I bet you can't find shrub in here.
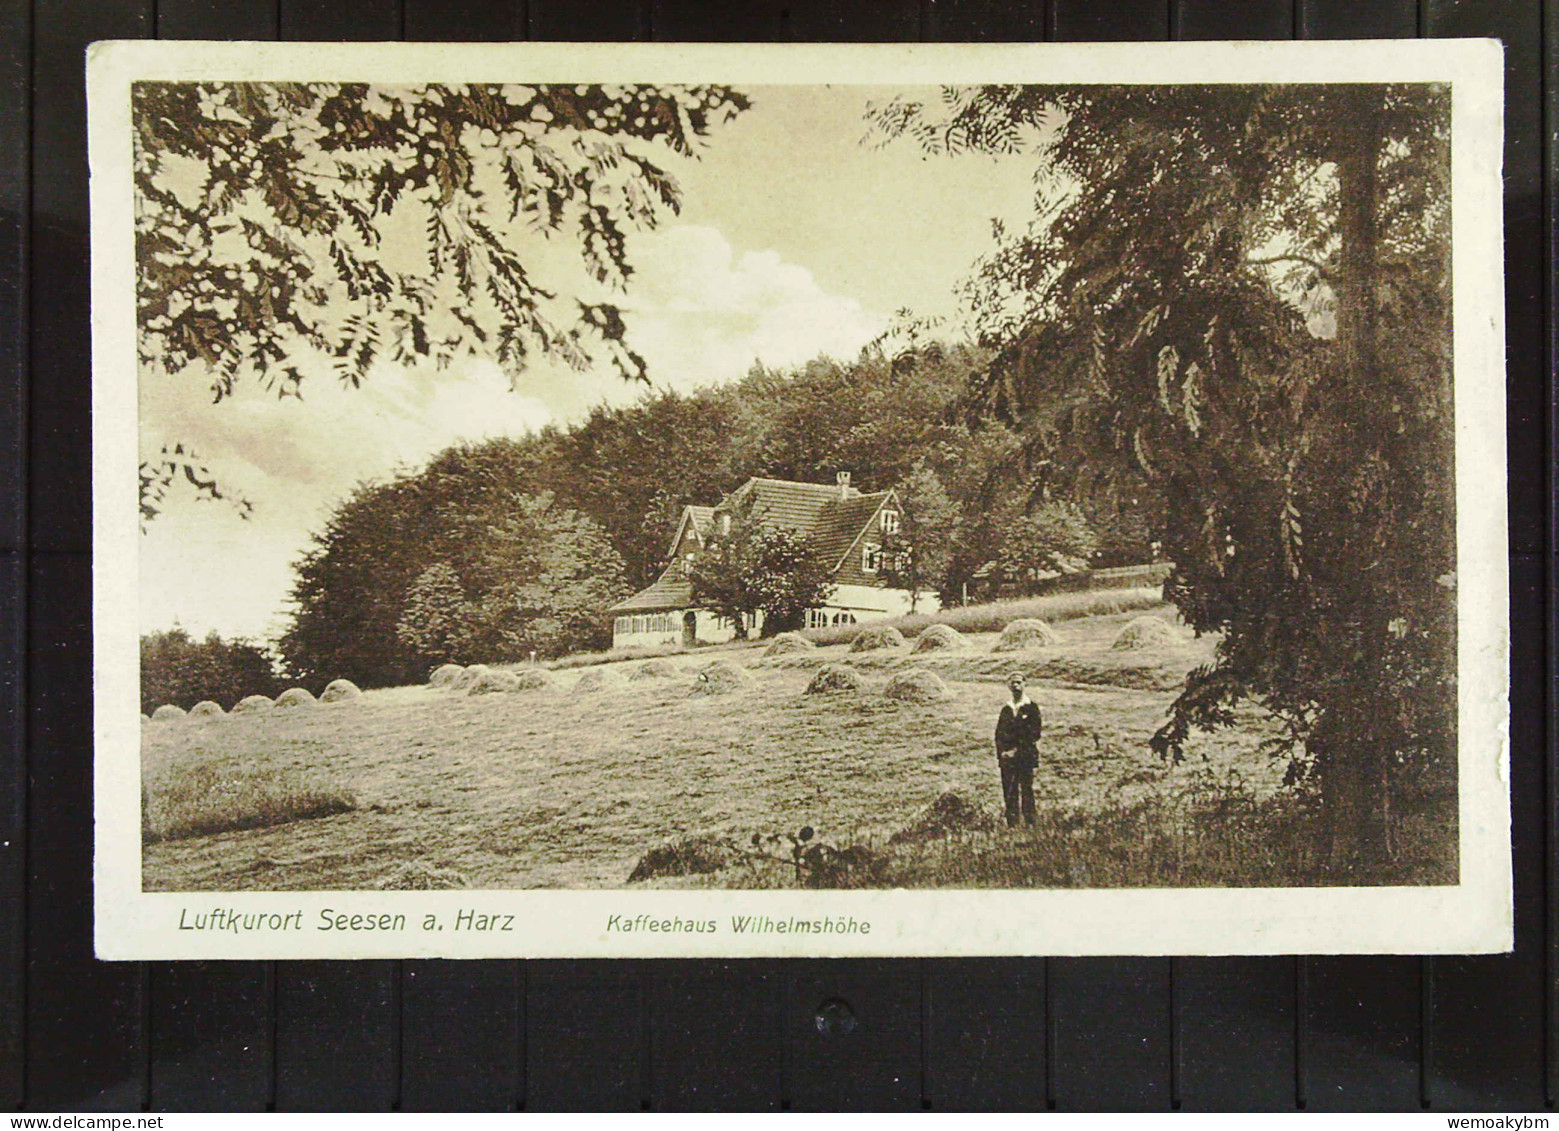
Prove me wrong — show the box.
[805,664,865,695]
[379,861,469,890]
[573,666,629,694]
[450,663,489,690]
[274,687,317,709]
[764,632,815,657]
[629,658,681,680]
[912,624,970,653]
[429,663,466,689]
[689,659,753,697]
[849,625,906,652]
[889,791,997,845]
[321,679,361,703]
[628,834,740,882]
[141,762,358,843]
[992,618,1059,651]
[807,587,1166,646]
[140,626,284,715]
[1112,616,1178,650]
[468,669,520,695]
[883,669,951,703]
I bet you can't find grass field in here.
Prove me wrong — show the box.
[140,602,1455,891]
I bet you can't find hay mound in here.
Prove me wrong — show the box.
[689,658,753,697]
[1112,616,1178,651]
[467,669,520,695]
[429,663,466,689]
[274,687,317,709]
[450,664,489,691]
[188,700,225,718]
[628,658,680,680]
[320,679,361,703]
[380,861,469,890]
[883,669,951,703]
[231,694,273,714]
[573,666,629,694]
[628,835,739,882]
[912,624,970,653]
[805,664,865,695]
[889,791,998,845]
[513,669,559,691]
[764,632,815,657]
[849,624,905,652]
[151,704,187,722]
[993,618,1060,652]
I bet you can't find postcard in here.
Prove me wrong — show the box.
[90,39,1509,958]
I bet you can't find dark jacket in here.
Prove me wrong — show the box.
[995,699,1043,766]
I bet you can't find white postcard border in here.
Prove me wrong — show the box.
[90,39,1511,959]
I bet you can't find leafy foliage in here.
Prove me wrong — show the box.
[879,463,960,612]
[133,81,749,399]
[873,84,1455,857]
[141,627,283,713]
[688,494,836,637]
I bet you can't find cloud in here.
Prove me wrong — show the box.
[137,223,886,640]
[622,224,890,391]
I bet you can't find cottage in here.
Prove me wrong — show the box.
[608,473,938,649]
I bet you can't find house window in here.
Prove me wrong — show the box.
[806,609,828,629]
[832,612,857,626]
[862,544,882,573]
[881,509,900,535]
[720,513,731,535]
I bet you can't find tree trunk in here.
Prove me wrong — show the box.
[1319,88,1392,866]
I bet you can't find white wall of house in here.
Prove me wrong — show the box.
[803,585,939,629]
[611,608,765,649]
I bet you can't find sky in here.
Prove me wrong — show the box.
[138,85,1045,642]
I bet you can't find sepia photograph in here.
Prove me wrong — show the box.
[90,41,1510,957]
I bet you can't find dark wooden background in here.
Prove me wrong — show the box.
[1,0,1551,1111]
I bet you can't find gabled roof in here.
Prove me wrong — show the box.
[608,569,692,613]
[611,477,901,616]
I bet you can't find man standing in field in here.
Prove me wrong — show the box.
[995,672,1042,827]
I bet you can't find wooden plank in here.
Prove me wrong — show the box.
[529,0,644,40]
[785,960,922,1111]
[650,0,918,43]
[280,0,401,40]
[26,554,145,1109]
[274,962,398,1111]
[1300,956,1422,1110]
[525,961,644,1110]
[1175,957,1297,1111]
[0,0,27,556]
[923,958,1046,1111]
[404,0,523,41]
[30,0,148,553]
[1297,0,1414,38]
[924,0,1046,40]
[647,960,782,1110]
[0,553,22,1111]
[1052,0,1168,41]
[157,0,277,38]
[148,963,273,1111]
[1049,958,1172,1111]
[401,960,522,1111]
[1175,0,1291,39]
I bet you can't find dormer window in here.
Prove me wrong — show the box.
[720,513,731,536]
[881,509,900,535]
[862,544,882,573]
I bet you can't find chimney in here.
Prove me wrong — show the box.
[836,471,852,499]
